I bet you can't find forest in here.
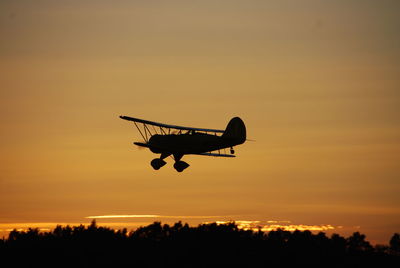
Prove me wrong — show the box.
[1,220,399,267]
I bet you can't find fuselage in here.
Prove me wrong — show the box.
[148,132,240,155]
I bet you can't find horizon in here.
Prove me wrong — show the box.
[1,0,399,246]
[0,214,393,245]
[0,217,370,243]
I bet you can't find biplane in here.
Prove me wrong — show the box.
[120,116,246,172]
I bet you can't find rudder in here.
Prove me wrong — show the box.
[222,117,246,145]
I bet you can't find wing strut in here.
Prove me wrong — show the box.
[120,115,224,134]
[134,122,147,142]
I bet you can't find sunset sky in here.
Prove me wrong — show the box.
[1,0,399,244]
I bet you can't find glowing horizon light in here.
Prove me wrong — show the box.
[85,215,228,219]
[209,221,335,232]
[86,215,160,219]
[260,224,335,232]
[83,216,336,233]
[235,220,261,224]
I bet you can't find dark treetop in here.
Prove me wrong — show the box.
[1,221,399,268]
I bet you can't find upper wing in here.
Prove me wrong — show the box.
[120,115,225,133]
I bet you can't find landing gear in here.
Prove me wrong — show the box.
[150,153,170,170]
[151,158,166,170]
[173,161,190,172]
[173,154,189,172]
[150,153,190,172]
[230,147,235,154]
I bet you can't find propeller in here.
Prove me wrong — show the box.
[133,142,148,150]
[135,144,146,150]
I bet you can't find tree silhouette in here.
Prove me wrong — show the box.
[347,232,373,253]
[390,233,400,256]
[0,221,399,267]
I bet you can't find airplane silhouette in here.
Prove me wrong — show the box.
[120,116,246,172]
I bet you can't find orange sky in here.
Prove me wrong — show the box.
[0,0,399,244]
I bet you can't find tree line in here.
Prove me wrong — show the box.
[0,220,399,267]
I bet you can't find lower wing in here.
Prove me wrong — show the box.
[194,152,235,158]
[134,142,235,157]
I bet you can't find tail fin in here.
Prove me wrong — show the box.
[222,117,246,145]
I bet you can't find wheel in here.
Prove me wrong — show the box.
[173,161,190,172]
[151,158,166,170]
